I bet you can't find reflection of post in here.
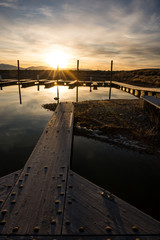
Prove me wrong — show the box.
[57,85,59,104]
[76,60,79,102]
[109,60,113,100]
[37,74,40,91]
[57,65,59,103]
[0,86,3,90]
[17,60,22,104]
[90,76,92,92]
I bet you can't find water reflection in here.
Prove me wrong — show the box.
[0,84,136,177]
[72,135,160,221]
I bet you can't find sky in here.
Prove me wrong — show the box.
[0,0,160,70]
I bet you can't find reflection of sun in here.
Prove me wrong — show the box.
[45,50,69,68]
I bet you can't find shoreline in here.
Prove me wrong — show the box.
[42,99,160,156]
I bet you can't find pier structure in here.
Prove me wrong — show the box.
[111,81,160,98]
[0,102,160,239]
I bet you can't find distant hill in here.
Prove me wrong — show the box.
[26,66,53,70]
[0,64,25,70]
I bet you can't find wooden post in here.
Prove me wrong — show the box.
[77,60,79,71]
[17,60,22,104]
[37,74,40,91]
[76,60,79,102]
[109,60,113,100]
[90,76,92,92]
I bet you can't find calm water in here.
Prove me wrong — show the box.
[0,85,135,177]
[1,84,159,220]
[72,135,160,221]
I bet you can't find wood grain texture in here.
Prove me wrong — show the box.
[0,170,21,210]
[111,81,160,93]
[142,96,160,109]
[0,102,74,236]
[62,170,160,236]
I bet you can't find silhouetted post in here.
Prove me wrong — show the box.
[76,60,79,102]
[17,60,22,104]
[90,76,92,92]
[56,65,59,103]
[109,60,113,100]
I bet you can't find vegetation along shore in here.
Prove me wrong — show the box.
[43,99,160,156]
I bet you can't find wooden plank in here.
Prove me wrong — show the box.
[0,102,74,236]
[0,170,21,210]
[112,81,160,93]
[0,237,159,240]
[21,80,36,88]
[62,170,160,236]
[142,96,160,110]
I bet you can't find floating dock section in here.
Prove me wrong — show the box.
[0,102,160,239]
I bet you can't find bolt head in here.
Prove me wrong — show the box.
[34,226,40,232]
[132,225,138,232]
[105,226,112,232]
[79,226,84,232]
[0,220,6,225]
[57,210,62,214]
[51,219,56,224]
[13,226,19,232]
[1,209,8,214]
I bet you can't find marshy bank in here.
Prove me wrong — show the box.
[43,99,160,154]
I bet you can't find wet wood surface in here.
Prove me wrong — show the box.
[0,102,74,235]
[0,102,160,238]
[142,96,160,109]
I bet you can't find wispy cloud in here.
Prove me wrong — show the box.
[0,0,160,69]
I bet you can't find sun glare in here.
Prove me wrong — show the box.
[45,50,69,68]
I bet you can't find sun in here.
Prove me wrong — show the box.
[45,50,69,68]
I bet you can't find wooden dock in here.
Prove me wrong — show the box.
[0,102,160,239]
[112,81,160,98]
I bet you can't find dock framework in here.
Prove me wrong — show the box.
[0,102,160,239]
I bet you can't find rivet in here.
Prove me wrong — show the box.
[69,185,72,188]
[62,179,65,182]
[8,185,12,188]
[19,184,23,188]
[59,173,63,176]
[0,220,6,225]
[79,226,84,232]
[57,185,62,188]
[0,199,3,203]
[19,179,23,182]
[57,210,62,214]
[11,200,16,204]
[1,209,8,214]
[51,219,56,224]
[60,192,64,196]
[28,165,31,168]
[55,200,60,204]
[66,220,70,225]
[15,173,19,176]
[44,166,48,169]
[101,191,104,196]
[34,226,40,232]
[11,192,16,196]
[61,166,65,169]
[68,200,72,204]
[25,173,29,176]
[13,226,19,232]
[57,130,59,133]
[105,226,112,232]
[132,225,138,232]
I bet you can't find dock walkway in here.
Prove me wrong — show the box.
[0,102,160,239]
[112,81,160,97]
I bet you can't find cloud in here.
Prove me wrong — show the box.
[0,0,160,69]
